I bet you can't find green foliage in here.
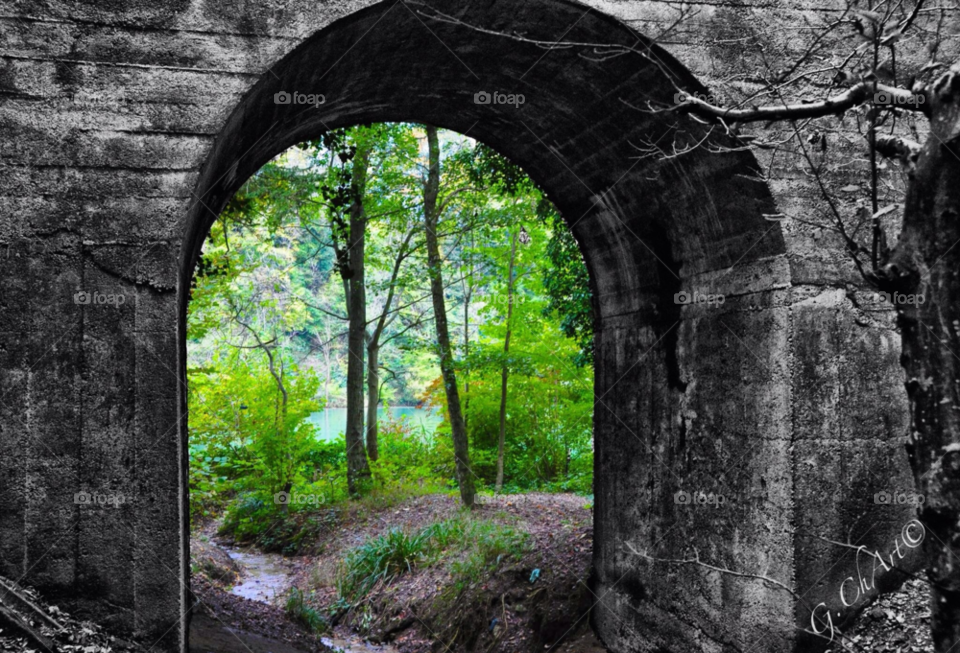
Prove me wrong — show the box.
[540,201,595,367]
[285,586,328,633]
[337,528,433,601]
[457,142,533,196]
[217,490,338,554]
[188,351,323,510]
[188,123,596,545]
[420,208,595,493]
[445,520,529,594]
[213,421,452,552]
[367,413,452,495]
[335,515,530,604]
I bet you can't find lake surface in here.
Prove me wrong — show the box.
[307,406,441,441]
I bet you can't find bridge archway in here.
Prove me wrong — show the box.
[0,1,922,651]
[183,2,789,650]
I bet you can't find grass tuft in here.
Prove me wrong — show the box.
[334,515,530,604]
[284,586,327,633]
[336,528,432,600]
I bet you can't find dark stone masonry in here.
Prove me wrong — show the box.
[0,0,924,651]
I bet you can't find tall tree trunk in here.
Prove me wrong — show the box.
[462,230,475,430]
[884,78,960,653]
[463,279,472,430]
[343,142,372,497]
[366,339,380,461]
[495,231,518,494]
[423,124,475,508]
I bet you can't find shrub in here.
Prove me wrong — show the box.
[218,490,338,554]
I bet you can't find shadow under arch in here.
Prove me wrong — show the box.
[180,1,792,651]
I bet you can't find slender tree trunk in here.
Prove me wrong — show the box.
[343,142,372,497]
[362,230,413,463]
[366,340,380,461]
[463,281,471,430]
[496,231,518,494]
[322,339,331,408]
[462,230,475,430]
[236,320,292,494]
[423,124,475,508]
[883,81,960,653]
[320,329,332,441]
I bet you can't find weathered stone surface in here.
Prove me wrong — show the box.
[0,1,924,652]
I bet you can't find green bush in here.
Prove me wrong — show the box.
[335,515,530,604]
[368,412,453,494]
[215,418,458,551]
[218,490,338,554]
[188,351,324,522]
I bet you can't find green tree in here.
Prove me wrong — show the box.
[422,124,476,507]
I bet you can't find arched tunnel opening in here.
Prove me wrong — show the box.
[177,3,796,650]
[184,120,601,651]
[0,1,928,652]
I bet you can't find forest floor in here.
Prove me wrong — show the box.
[290,492,603,653]
[191,492,603,653]
[187,492,932,653]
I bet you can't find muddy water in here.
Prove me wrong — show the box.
[225,546,399,653]
[320,636,398,652]
[226,547,292,604]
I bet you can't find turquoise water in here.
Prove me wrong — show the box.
[307,406,441,441]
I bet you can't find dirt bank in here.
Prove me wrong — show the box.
[283,492,601,653]
[189,492,932,653]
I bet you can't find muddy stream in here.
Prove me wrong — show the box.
[225,546,398,653]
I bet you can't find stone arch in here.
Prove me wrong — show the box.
[180,0,787,311]
[180,1,796,650]
[0,1,922,652]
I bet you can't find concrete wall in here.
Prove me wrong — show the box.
[0,0,924,651]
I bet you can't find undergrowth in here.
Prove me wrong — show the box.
[334,514,530,605]
[285,586,327,633]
